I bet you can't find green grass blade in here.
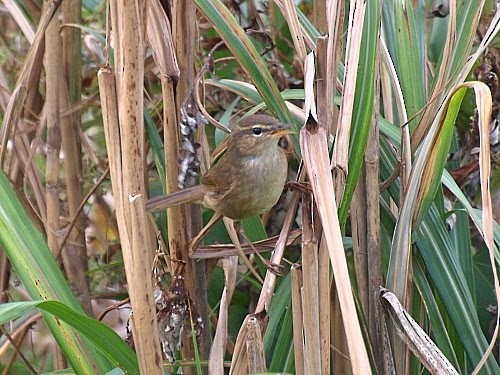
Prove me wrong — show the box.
[417,205,499,373]
[145,109,165,192]
[387,87,466,299]
[414,87,467,226]
[0,301,139,373]
[0,171,114,373]
[338,0,380,226]
[263,273,293,372]
[386,0,426,125]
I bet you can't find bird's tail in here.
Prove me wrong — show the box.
[145,185,206,212]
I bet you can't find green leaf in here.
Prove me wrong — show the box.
[414,87,467,226]
[0,301,40,324]
[145,109,165,192]
[38,301,139,374]
[0,301,139,374]
[338,0,380,226]
[0,171,114,373]
[264,273,294,372]
[417,206,499,373]
[241,216,267,242]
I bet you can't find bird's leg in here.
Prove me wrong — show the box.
[188,213,223,256]
[285,180,311,194]
[223,217,264,284]
[239,228,283,276]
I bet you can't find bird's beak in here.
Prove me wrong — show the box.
[272,123,294,137]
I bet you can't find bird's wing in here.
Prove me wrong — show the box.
[201,155,235,195]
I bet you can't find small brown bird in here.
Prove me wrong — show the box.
[145,114,290,220]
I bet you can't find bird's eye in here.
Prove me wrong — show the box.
[252,126,263,136]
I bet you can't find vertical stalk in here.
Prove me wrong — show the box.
[44,5,61,260]
[291,264,304,375]
[351,174,369,313]
[44,5,64,370]
[366,64,383,374]
[301,194,320,374]
[313,0,327,33]
[60,0,91,314]
[105,1,163,373]
[315,36,332,375]
[170,0,211,366]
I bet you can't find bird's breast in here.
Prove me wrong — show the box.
[213,149,287,220]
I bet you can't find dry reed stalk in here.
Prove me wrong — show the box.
[291,264,304,375]
[245,315,266,374]
[301,193,321,374]
[108,0,120,90]
[381,289,460,374]
[160,54,206,374]
[326,0,345,136]
[315,36,332,375]
[281,0,307,66]
[317,0,344,137]
[315,35,332,136]
[192,229,301,258]
[208,256,237,374]
[313,0,327,33]
[61,0,81,102]
[147,0,179,79]
[365,64,384,373]
[2,0,35,42]
[58,0,91,313]
[229,312,268,375]
[272,0,315,49]
[317,236,331,373]
[103,0,163,371]
[465,81,499,374]
[331,287,352,374]
[59,82,91,314]
[114,0,147,208]
[351,126,384,373]
[44,7,61,259]
[44,8,66,370]
[301,101,371,375]
[169,0,211,364]
[304,124,370,372]
[97,68,122,219]
[99,65,163,374]
[129,195,163,373]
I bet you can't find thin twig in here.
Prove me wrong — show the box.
[0,326,38,374]
[56,167,110,257]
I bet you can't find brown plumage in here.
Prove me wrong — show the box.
[145,114,290,220]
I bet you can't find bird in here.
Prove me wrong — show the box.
[145,114,291,220]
